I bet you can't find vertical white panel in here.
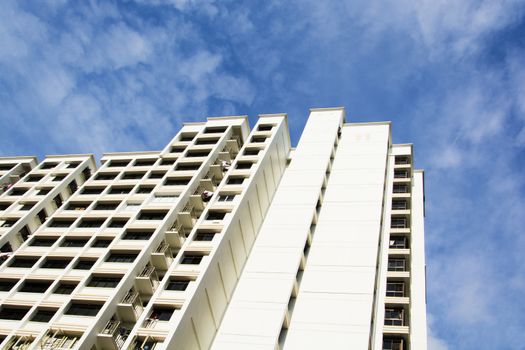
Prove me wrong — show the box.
[211,109,344,350]
[284,123,390,350]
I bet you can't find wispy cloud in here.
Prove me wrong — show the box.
[1,1,525,348]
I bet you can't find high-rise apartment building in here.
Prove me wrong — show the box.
[0,108,426,350]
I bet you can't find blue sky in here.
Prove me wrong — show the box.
[1,1,525,349]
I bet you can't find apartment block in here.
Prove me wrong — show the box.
[0,108,426,350]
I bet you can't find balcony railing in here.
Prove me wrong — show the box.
[101,320,128,348]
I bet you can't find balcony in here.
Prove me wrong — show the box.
[98,320,130,350]
[128,337,162,350]
[165,221,187,248]
[178,203,198,227]
[135,265,159,295]
[39,331,79,350]
[226,138,240,157]
[117,289,144,322]
[2,336,34,350]
[151,241,173,270]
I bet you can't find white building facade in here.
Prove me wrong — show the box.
[0,108,426,350]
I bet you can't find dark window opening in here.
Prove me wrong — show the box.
[65,303,102,316]
[0,306,30,320]
[108,160,130,167]
[138,211,167,221]
[106,253,138,263]
[175,163,201,171]
[109,186,134,194]
[61,238,89,248]
[31,309,57,322]
[166,279,190,291]
[123,231,152,240]
[92,238,113,248]
[136,186,154,194]
[206,211,226,221]
[203,126,227,134]
[54,282,78,295]
[41,162,58,170]
[74,259,96,270]
[96,173,118,181]
[30,238,57,247]
[134,159,156,166]
[181,254,204,264]
[48,219,75,228]
[122,172,145,180]
[164,178,191,186]
[108,218,128,228]
[87,276,122,288]
[20,280,52,293]
[9,257,38,268]
[94,202,120,210]
[42,258,71,269]
[78,218,106,228]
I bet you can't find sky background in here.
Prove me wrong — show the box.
[1,1,525,349]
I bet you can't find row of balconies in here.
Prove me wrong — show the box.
[382,155,413,349]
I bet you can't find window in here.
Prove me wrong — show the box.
[203,126,227,134]
[136,186,154,194]
[82,168,92,180]
[194,232,216,241]
[92,238,113,247]
[37,209,47,223]
[81,187,104,195]
[53,195,63,208]
[78,218,106,228]
[149,307,175,321]
[122,172,145,180]
[243,149,260,156]
[42,258,71,269]
[68,180,78,193]
[41,162,58,170]
[250,136,267,143]
[206,211,226,221]
[236,162,253,170]
[195,138,219,145]
[170,145,186,153]
[386,281,405,297]
[176,163,201,171]
[123,230,152,240]
[166,278,190,291]
[0,164,14,170]
[48,218,75,228]
[160,158,176,165]
[387,258,406,272]
[148,171,166,179]
[0,306,30,320]
[94,202,120,210]
[30,238,57,247]
[395,156,410,165]
[26,175,43,182]
[19,226,30,241]
[164,178,191,186]
[53,282,78,294]
[218,194,235,202]
[391,217,407,229]
[30,309,57,322]
[106,253,138,263]
[96,173,118,180]
[227,177,245,185]
[74,259,96,270]
[1,219,18,227]
[384,308,405,326]
[0,279,17,292]
[138,211,167,220]
[389,236,408,249]
[65,302,102,316]
[186,150,210,157]
[66,202,88,211]
[393,184,409,193]
[383,338,404,350]
[394,170,409,179]
[108,160,130,167]
[87,276,122,288]
[37,188,52,195]
[20,280,52,293]
[181,254,204,264]
[66,162,81,169]
[179,133,196,142]
[391,200,407,210]
[258,124,274,131]
[108,218,128,228]
[61,238,88,248]
[19,203,35,210]
[109,186,134,194]
[9,187,28,196]
[134,159,156,166]
[0,202,12,211]
[9,257,38,268]
[53,174,66,181]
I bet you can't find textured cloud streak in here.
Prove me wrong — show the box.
[1,1,525,349]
